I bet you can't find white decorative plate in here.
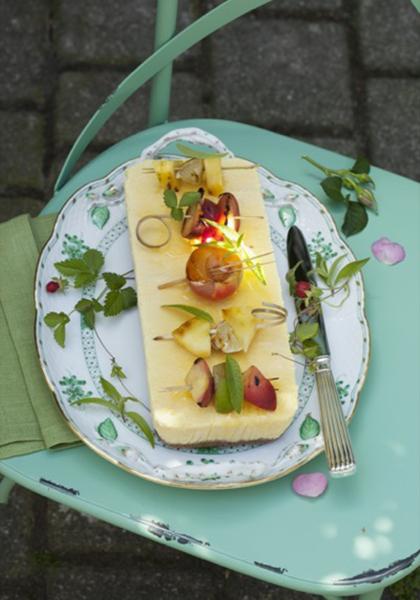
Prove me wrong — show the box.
[35,128,369,489]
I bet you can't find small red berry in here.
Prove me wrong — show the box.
[46,280,60,293]
[295,280,311,298]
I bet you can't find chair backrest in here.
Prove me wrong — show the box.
[55,0,272,193]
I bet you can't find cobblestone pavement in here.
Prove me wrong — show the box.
[0,1,419,598]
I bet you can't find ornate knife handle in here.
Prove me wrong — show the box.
[313,356,356,477]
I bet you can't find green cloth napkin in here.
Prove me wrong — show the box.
[0,213,79,459]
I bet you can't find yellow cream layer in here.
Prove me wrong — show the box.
[124,158,298,445]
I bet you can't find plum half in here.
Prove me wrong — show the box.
[243,366,277,411]
[185,358,214,407]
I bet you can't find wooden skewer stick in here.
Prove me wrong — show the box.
[160,376,279,393]
[184,214,264,221]
[158,276,187,290]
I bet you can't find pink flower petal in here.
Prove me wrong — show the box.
[292,472,328,498]
[371,237,406,265]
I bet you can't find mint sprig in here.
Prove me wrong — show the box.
[176,142,227,160]
[163,189,201,221]
[302,155,377,236]
[74,377,154,447]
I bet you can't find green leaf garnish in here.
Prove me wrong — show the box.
[111,362,126,379]
[163,189,177,209]
[125,411,155,447]
[179,191,202,207]
[335,258,369,283]
[162,304,214,323]
[342,202,368,237]
[100,377,122,404]
[103,272,126,290]
[203,219,267,285]
[170,207,184,221]
[225,356,244,414]
[103,287,137,317]
[176,143,227,160]
[55,248,104,288]
[73,397,117,411]
[44,312,70,348]
[296,322,319,342]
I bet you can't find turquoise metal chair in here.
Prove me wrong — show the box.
[1,1,419,598]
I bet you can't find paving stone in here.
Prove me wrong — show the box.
[359,0,420,73]
[54,71,149,149]
[0,0,50,107]
[0,590,33,600]
[224,570,317,600]
[45,150,101,201]
[0,112,45,192]
[0,197,45,223]
[0,485,34,580]
[366,78,420,181]
[211,18,353,131]
[47,502,203,568]
[55,0,155,67]
[170,72,208,120]
[47,565,220,600]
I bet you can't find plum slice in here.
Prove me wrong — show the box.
[243,366,277,411]
[185,358,214,407]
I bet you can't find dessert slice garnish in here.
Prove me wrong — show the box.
[221,307,257,353]
[165,358,277,413]
[186,246,243,301]
[185,358,214,407]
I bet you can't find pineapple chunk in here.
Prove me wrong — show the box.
[204,157,224,196]
[222,307,257,352]
[172,318,211,358]
[154,159,177,189]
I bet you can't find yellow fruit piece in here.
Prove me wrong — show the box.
[154,159,177,189]
[222,306,257,352]
[204,157,224,196]
[172,318,211,358]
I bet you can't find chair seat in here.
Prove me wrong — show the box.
[1,119,419,597]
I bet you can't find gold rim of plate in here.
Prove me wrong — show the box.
[33,155,371,490]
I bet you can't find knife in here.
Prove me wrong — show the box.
[287,225,356,477]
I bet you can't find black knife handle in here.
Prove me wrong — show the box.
[286,225,314,283]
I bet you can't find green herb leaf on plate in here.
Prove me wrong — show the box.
[162,304,214,323]
[83,249,104,274]
[110,362,126,379]
[100,377,122,404]
[170,207,184,221]
[342,202,368,236]
[125,411,155,447]
[103,272,126,290]
[53,323,67,347]
[44,311,69,328]
[335,258,370,283]
[120,287,137,309]
[72,397,117,411]
[296,322,319,342]
[225,355,244,414]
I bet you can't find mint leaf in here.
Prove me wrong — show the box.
[321,176,346,202]
[54,322,67,347]
[73,271,98,288]
[75,299,92,313]
[44,312,69,328]
[351,156,370,174]
[342,202,368,236]
[162,304,214,323]
[125,411,155,447]
[176,142,227,160]
[75,298,96,329]
[225,356,244,414]
[296,322,319,342]
[73,397,118,412]
[171,207,184,221]
[92,299,103,312]
[121,287,137,309]
[54,258,87,277]
[83,249,104,274]
[163,189,177,209]
[336,258,369,283]
[100,377,122,404]
[179,191,202,207]
[103,272,126,290]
